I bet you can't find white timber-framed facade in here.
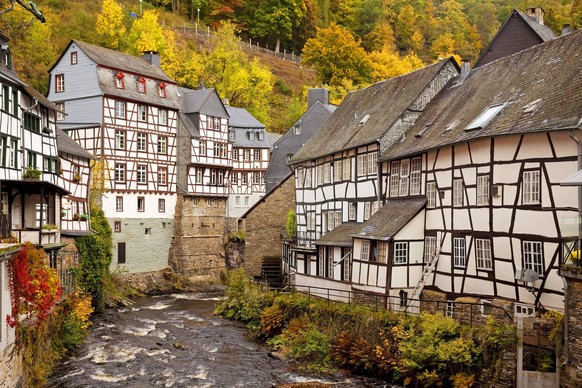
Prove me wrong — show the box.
[47,40,180,273]
[284,28,582,317]
[285,59,460,294]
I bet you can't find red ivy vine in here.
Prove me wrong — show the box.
[6,244,63,328]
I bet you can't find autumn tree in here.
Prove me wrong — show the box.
[127,10,166,55]
[250,0,307,52]
[368,50,424,82]
[96,0,127,49]
[202,22,274,125]
[161,29,205,89]
[302,23,372,86]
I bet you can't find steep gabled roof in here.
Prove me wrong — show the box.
[351,198,427,241]
[382,28,582,161]
[264,100,335,190]
[226,106,265,129]
[474,9,556,68]
[56,128,93,159]
[180,87,229,118]
[291,59,458,163]
[60,40,174,82]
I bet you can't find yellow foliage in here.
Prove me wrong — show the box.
[368,49,425,82]
[127,10,165,55]
[96,0,126,49]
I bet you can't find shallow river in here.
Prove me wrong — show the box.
[48,293,392,388]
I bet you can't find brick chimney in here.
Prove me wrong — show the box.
[142,51,161,67]
[525,7,545,25]
[308,88,329,108]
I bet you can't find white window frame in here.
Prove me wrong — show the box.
[199,140,207,156]
[114,163,125,183]
[115,130,125,149]
[453,179,463,207]
[158,198,165,212]
[334,160,342,182]
[427,181,436,208]
[410,157,421,195]
[158,167,167,185]
[476,238,493,270]
[360,240,370,261]
[399,160,410,196]
[159,109,167,125]
[115,101,125,118]
[158,136,167,154]
[137,196,145,212]
[368,152,378,175]
[357,154,367,177]
[390,161,400,197]
[477,175,490,206]
[348,202,356,221]
[523,241,543,275]
[465,103,506,130]
[253,149,260,160]
[453,237,466,268]
[137,165,147,184]
[115,196,123,212]
[137,132,147,152]
[55,74,64,92]
[233,149,238,160]
[393,242,408,264]
[364,202,371,221]
[138,105,147,122]
[522,170,540,205]
[342,158,351,181]
[424,236,437,262]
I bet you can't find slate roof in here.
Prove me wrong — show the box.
[178,112,199,138]
[351,198,427,241]
[517,9,556,42]
[180,87,229,117]
[317,222,362,247]
[226,106,265,129]
[382,28,582,161]
[290,59,457,164]
[56,128,93,159]
[474,9,556,68]
[69,40,173,82]
[264,100,335,191]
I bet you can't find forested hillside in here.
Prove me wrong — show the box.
[0,0,579,132]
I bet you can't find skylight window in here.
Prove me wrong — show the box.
[523,99,543,114]
[359,114,370,125]
[465,103,506,131]
[443,121,458,132]
[415,123,433,138]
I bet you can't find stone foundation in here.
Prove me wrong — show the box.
[561,270,582,387]
[168,195,228,282]
[0,343,22,388]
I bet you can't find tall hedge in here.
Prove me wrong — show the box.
[75,208,112,312]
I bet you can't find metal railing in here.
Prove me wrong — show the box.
[168,23,302,63]
[296,231,320,249]
[280,284,513,327]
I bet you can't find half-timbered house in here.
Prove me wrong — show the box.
[226,105,271,222]
[474,7,556,68]
[47,40,181,272]
[285,59,459,292]
[0,32,68,383]
[371,29,582,313]
[56,128,92,236]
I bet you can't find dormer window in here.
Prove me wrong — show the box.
[228,130,235,140]
[248,131,255,140]
[116,72,125,89]
[137,77,146,94]
[158,82,166,98]
[294,123,301,135]
[71,51,78,65]
[465,103,506,131]
[1,43,12,69]
[258,131,264,140]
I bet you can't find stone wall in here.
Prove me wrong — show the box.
[242,175,295,278]
[561,270,582,387]
[0,343,22,388]
[168,195,227,282]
